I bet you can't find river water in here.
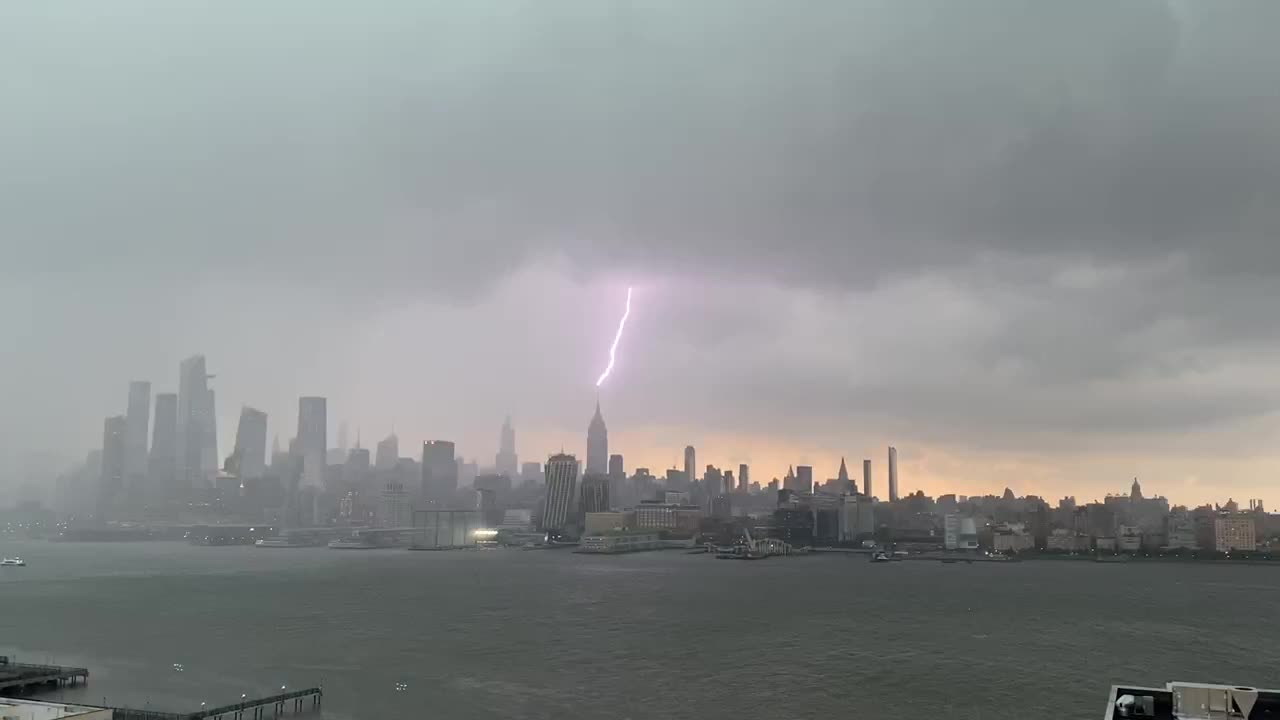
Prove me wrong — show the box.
[2,540,1278,719]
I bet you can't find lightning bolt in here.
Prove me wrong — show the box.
[595,287,633,387]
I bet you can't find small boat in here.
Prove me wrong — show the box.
[1,557,26,567]
[869,551,900,563]
[255,537,309,548]
[328,538,378,550]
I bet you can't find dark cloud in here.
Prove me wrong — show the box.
[3,2,1280,493]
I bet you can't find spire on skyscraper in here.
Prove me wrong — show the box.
[838,457,849,482]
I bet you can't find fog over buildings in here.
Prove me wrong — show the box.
[4,2,1280,505]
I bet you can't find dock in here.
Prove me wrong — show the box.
[96,687,322,720]
[0,657,88,694]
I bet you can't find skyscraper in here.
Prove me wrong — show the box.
[202,388,218,478]
[375,433,399,470]
[738,463,749,492]
[177,355,214,491]
[149,393,178,498]
[541,453,579,533]
[297,397,327,489]
[495,416,518,479]
[99,415,127,518]
[703,465,724,497]
[124,381,151,482]
[586,402,608,475]
[796,465,814,494]
[232,407,268,479]
[683,446,696,489]
[421,440,458,501]
[580,474,610,514]
[863,459,872,499]
[608,454,624,480]
[888,446,899,502]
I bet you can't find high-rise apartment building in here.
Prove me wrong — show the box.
[541,453,579,533]
[683,446,696,490]
[863,459,872,499]
[888,446,899,502]
[738,464,749,492]
[586,402,608,475]
[231,407,268,479]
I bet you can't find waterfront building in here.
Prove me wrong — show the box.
[584,511,631,535]
[1214,515,1256,552]
[540,453,579,533]
[634,501,703,534]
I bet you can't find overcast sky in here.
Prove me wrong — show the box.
[4,1,1279,505]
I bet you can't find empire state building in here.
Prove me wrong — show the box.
[586,401,608,475]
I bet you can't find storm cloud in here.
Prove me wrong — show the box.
[3,1,1279,502]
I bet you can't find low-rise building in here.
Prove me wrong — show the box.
[1117,525,1142,552]
[634,502,702,535]
[1046,529,1090,552]
[577,530,663,554]
[1096,536,1117,551]
[992,522,1033,553]
[1164,513,1199,550]
[584,511,632,535]
[0,699,111,720]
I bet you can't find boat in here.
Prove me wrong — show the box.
[1,557,26,567]
[327,538,379,550]
[255,538,309,548]
[870,551,900,563]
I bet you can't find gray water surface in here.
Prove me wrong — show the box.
[3,541,1277,719]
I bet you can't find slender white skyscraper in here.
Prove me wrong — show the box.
[99,415,127,518]
[541,453,579,533]
[888,446,899,502]
[149,393,178,498]
[683,446,696,488]
[586,402,608,475]
[863,459,872,499]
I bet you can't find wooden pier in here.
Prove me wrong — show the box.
[0,656,88,694]
[96,687,322,720]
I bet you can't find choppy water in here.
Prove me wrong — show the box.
[3,540,1279,720]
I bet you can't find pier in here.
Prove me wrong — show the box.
[0,657,88,694]
[96,687,322,720]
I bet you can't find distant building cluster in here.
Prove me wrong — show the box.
[11,351,1276,560]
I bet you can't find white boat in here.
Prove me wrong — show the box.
[1,557,26,567]
[255,538,308,548]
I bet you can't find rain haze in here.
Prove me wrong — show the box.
[4,1,1280,505]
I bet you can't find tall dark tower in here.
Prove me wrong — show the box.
[586,401,608,476]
